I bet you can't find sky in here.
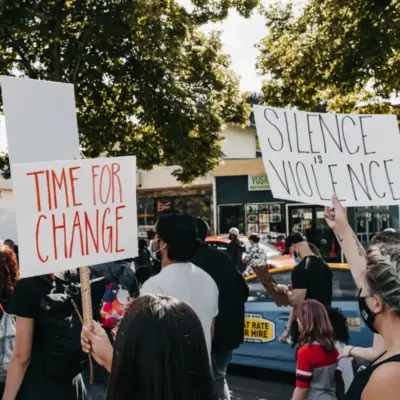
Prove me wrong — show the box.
[178,0,271,93]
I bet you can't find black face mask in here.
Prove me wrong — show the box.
[358,290,378,334]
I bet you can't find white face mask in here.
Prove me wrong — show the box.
[150,238,166,261]
[292,250,301,264]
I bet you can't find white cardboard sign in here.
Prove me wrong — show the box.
[0,76,80,164]
[12,157,138,278]
[254,105,400,206]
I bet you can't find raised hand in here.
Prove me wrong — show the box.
[324,194,349,234]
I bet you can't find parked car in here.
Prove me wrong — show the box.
[206,235,281,259]
[231,265,374,372]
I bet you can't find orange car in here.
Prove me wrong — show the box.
[205,235,294,269]
[205,236,346,270]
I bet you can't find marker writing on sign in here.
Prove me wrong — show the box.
[263,108,376,156]
[28,163,127,263]
[268,159,400,202]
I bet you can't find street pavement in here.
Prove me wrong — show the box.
[228,365,295,400]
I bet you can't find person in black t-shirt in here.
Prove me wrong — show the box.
[191,219,249,400]
[3,275,87,400]
[274,232,333,344]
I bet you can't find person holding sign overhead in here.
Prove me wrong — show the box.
[324,195,400,400]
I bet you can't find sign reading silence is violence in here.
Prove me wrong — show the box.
[12,157,137,278]
[254,105,400,207]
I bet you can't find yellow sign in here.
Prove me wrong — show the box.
[244,313,275,343]
[347,317,361,332]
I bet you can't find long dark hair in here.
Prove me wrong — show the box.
[107,295,217,400]
[0,245,19,301]
[296,299,335,353]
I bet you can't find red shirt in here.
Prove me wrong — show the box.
[296,344,339,389]
[273,242,285,252]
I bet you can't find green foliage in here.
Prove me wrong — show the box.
[257,0,400,116]
[0,0,255,182]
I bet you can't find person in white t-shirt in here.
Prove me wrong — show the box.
[143,212,219,356]
[81,212,219,369]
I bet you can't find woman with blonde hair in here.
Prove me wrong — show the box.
[325,195,400,399]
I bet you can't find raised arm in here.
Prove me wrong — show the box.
[324,195,366,288]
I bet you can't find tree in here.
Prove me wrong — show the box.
[0,0,257,182]
[257,0,400,115]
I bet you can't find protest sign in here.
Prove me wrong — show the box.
[252,265,290,307]
[0,76,80,164]
[254,105,400,206]
[12,156,137,278]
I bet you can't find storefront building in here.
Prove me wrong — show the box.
[136,166,213,237]
[214,158,400,260]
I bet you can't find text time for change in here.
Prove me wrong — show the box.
[12,157,137,278]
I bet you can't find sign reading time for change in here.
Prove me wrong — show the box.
[12,157,137,278]
[254,105,400,206]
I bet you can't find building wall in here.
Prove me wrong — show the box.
[220,125,256,159]
[0,189,17,242]
[216,176,277,205]
[138,185,214,233]
[0,189,13,211]
[138,166,212,190]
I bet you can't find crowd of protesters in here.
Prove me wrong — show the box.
[0,196,400,400]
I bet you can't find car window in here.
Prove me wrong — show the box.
[247,271,292,303]
[247,277,271,302]
[272,271,292,286]
[247,269,358,303]
[332,269,358,301]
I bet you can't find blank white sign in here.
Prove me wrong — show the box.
[0,76,80,165]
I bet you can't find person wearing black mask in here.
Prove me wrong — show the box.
[325,195,400,400]
[227,228,246,273]
[192,219,249,400]
[274,232,333,344]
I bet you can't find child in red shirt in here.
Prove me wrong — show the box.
[293,300,339,400]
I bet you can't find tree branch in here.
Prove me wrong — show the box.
[49,0,65,81]
[72,27,92,85]
[13,48,38,79]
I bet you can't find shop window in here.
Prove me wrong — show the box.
[156,198,174,215]
[154,195,211,226]
[288,205,336,261]
[355,206,391,246]
[255,136,262,158]
[219,205,245,234]
[245,203,285,239]
[137,198,156,237]
[174,195,211,225]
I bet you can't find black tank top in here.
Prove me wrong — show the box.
[346,354,400,399]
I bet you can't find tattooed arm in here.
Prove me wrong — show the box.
[324,195,366,289]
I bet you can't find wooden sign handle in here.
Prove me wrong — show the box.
[79,266,93,326]
[79,266,94,384]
